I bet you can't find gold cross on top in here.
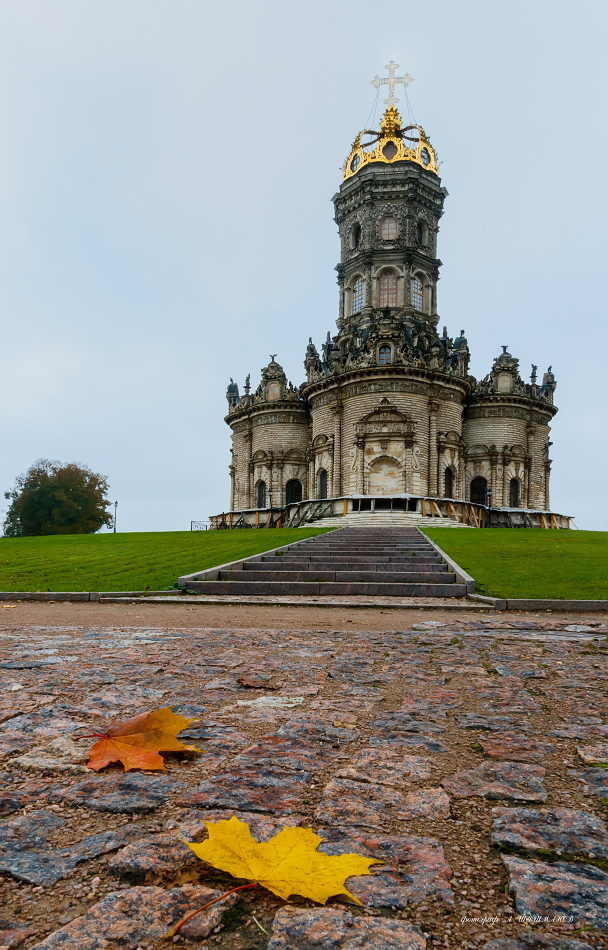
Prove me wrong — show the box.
[370,60,413,107]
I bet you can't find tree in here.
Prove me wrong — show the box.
[3,459,113,537]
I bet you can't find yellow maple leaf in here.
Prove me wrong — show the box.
[184,816,381,904]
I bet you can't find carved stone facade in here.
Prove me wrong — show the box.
[224,103,557,513]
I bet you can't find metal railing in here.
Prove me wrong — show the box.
[208,496,573,530]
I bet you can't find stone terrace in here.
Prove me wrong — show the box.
[0,617,607,950]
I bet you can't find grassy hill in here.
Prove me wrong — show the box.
[423,528,608,600]
[0,528,332,593]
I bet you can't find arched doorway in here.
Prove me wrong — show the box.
[256,481,267,508]
[286,479,303,505]
[445,467,454,499]
[368,456,401,495]
[318,469,328,500]
[509,477,520,508]
[470,476,488,505]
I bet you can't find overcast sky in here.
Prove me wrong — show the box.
[0,0,606,532]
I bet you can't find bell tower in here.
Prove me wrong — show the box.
[333,71,447,336]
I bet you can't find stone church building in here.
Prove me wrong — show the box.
[222,80,559,525]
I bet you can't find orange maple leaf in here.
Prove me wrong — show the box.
[82,707,199,772]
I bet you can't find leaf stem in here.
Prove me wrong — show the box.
[164,882,257,939]
[74,734,108,740]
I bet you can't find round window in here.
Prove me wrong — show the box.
[351,154,360,172]
[420,147,430,167]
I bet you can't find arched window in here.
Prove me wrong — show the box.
[470,477,488,505]
[353,224,361,248]
[352,278,364,314]
[318,468,328,500]
[445,467,454,499]
[378,271,397,308]
[285,479,303,505]
[509,477,520,508]
[411,275,424,312]
[256,481,267,508]
[378,345,391,365]
[417,220,428,244]
[380,215,398,240]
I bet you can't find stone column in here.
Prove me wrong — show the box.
[229,459,235,510]
[244,430,253,507]
[501,451,509,507]
[428,401,439,495]
[275,461,284,507]
[308,450,315,500]
[525,425,536,508]
[356,439,365,494]
[457,447,466,500]
[332,404,342,497]
[490,447,498,502]
[404,439,413,492]
[544,461,551,510]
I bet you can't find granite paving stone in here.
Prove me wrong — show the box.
[568,768,608,800]
[481,936,595,949]
[49,772,184,813]
[491,806,608,857]
[480,734,556,762]
[502,854,608,928]
[319,828,454,908]
[29,884,235,949]
[443,761,547,801]
[398,787,451,819]
[335,749,433,786]
[0,919,37,948]
[0,809,144,885]
[267,907,426,949]
[577,743,608,764]
[315,777,407,829]
[177,763,312,813]
[457,714,532,732]
[1,617,606,949]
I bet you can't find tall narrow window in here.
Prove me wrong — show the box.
[378,345,391,365]
[256,481,267,508]
[411,275,424,311]
[379,271,397,308]
[380,215,398,240]
[318,469,328,500]
[353,224,361,248]
[445,467,454,499]
[352,278,364,314]
[509,477,520,508]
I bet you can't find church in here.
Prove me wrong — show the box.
[220,65,563,529]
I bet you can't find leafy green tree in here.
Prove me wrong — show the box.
[3,459,113,537]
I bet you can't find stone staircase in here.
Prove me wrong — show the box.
[304,511,473,529]
[185,527,468,598]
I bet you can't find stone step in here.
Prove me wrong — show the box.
[260,556,442,566]
[247,560,447,571]
[218,569,455,584]
[188,580,467,597]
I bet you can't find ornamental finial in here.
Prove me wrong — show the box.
[370,60,413,107]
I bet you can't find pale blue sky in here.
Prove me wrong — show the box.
[0,0,606,531]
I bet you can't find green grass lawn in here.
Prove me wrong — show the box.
[422,528,608,600]
[0,528,333,593]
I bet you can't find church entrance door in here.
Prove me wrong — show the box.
[470,477,488,505]
[368,456,401,495]
[286,479,303,505]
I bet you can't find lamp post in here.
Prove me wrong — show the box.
[267,490,273,527]
[113,500,118,534]
[486,489,492,528]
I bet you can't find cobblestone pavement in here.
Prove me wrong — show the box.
[0,615,607,950]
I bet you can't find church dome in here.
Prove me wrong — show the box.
[343,103,439,182]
